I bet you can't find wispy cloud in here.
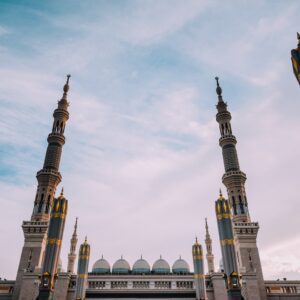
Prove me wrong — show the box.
[0,0,300,281]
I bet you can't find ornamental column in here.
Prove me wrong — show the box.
[38,189,68,299]
[192,238,207,300]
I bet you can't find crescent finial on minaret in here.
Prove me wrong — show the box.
[215,76,223,96]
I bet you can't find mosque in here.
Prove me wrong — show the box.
[1,73,300,300]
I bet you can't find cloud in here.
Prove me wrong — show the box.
[0,0,300,281]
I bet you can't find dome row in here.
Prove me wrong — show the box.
[92,256,190,274]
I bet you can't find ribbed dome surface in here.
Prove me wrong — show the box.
[112,258,130,274]
[152,257,170,273]
[172,257,190,274]
[92,257,110,274]
[132,258,151,274]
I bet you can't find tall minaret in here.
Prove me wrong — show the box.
[75,238,90,300]
[13,76,71,300]
[215,76,249,223]
[204,218,215,274]
[67,217,78,273]
[215,190,241,300]
[214,77,266,300]
[192,238,207,300]
[38,189,68,300]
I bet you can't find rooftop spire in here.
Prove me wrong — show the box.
[205,218,209,235]
[61,187,64,196]
[73,217,78,235]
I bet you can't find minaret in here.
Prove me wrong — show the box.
[13,76,71,300]
[215,190,241,300]
[75,238,90,300]
[38,189,68,299]
[67,218,78,273]
[192,238,207,300]
[214,77,266,300]
[215,76,249,223]
[204,218,215,274]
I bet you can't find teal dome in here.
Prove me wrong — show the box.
[92,256,110,274]
[172,257,190,274]
[132,257,151,274]
[152,257,170,274]
[112,258,130,274]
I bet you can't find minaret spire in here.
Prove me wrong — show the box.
[215,76,249,222]
[32,75,71,221]
[204,218,215,273]
[67,217,78,273]
[214,78,267,299]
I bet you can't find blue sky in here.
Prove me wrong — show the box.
[1,0,300,280]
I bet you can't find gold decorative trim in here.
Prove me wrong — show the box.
[78,274,88,278]
[51,212,66,219]
[193,255,203,260]
[194,274,205,279]
[216,213,231,220]
[221,239,234,246]
[47,238,62,245]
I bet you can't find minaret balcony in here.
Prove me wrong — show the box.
[216,111,231,122]
[47,133,65,145]
[233,222,259,239]
[219,135,237,147]
[222,170,247,182]
[53,108,69,120]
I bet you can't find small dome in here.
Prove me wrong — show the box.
[152,257,170,274]
[92,256,110,274]
[133,257,151,274]
[172,257,190,274]
[112,257,130,274]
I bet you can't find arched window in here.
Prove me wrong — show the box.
[232,196,237,215]
[38,194,44,213]
[239,195,244,214]
[45,195,51,213]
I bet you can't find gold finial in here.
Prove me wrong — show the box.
[195,236,199,245]
[84,236,87,243]
[61,187,64,196]
[219,188,224,199]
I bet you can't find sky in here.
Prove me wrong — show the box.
[0,0,300,281]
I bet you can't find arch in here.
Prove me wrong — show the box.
[45,195,51,213]
[38,194,44,213]
[232,196,237,215]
